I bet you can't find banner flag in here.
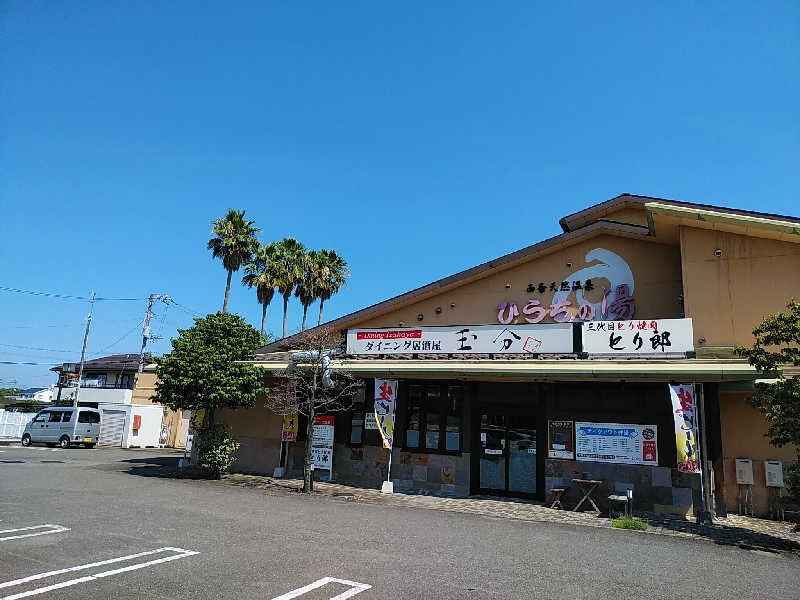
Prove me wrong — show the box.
[669,384,700,473]
[374,379,397,449]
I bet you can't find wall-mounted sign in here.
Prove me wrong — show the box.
[669,384,700,473]
[346,323,574,355]
[312,415,334,479]
[581,318,694,354]
[497,248,636,324]
[575,422,658,465]
[548,420,575,459]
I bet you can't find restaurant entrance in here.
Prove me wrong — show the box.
[477,411,542,498]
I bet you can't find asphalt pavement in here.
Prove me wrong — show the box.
[1,446,798,599]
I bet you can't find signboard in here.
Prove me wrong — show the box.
[374,379,397,449]
[575,422,658,465]
[363,413,379,430]
[312,415,334,479]
[581,318,694,354]
[347,324,574,355]
[669,384,700,473]
[281,412,298,442]
[548,420,574,459]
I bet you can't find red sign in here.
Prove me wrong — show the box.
[642,441,657,463]
[313,415,335,427]
[356,330,423,340]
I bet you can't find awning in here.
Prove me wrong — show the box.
[249,358,759,383]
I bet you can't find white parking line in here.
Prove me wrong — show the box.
[0,525,70,542]
[271,577,372,600]
[0,547,199,600]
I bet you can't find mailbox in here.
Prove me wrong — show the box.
[764,460,784,487]
[132,414,142,431]
[735,458,754,485]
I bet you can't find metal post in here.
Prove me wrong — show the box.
[695,383,713,525]
[72,292,96,408]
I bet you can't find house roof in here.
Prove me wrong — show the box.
[258,193,800,354]
[50,354,144,373]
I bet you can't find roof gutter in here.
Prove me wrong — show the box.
[645,202,800,238]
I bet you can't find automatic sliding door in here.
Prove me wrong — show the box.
[479,414,505,490]
[507,415,537,494]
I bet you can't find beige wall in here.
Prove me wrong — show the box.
[680,227,800,347]
[719,391,796,516]
[217,403,283,474]
[356,234,683,329]
[132,371,186,448]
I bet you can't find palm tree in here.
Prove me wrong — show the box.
[273,238,307,338]
[242,242,279,340]
[295,250,324,331]
[315,249,350,326]
[207,209,260,313]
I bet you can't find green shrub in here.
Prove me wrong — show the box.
[612,516,648,531]
[195,424,240,479]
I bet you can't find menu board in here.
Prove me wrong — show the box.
[575,422,658,465]
[548,420,575,459]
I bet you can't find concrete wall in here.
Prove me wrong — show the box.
[218,404,283,475]
[718,391,796,517]
[355,233,683,329]
[680,227,800,347]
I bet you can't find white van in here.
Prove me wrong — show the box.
[21,407,101,449]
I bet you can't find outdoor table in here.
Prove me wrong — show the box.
[572,478,603,514]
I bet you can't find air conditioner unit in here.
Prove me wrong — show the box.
[735,458,754,485]
[764,460,784,488]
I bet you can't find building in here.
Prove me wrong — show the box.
[51,354,188,449]
[15,387,54,404]
[220,194,799,518]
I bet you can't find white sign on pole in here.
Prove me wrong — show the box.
[575,422,658,465]
[311,415,334,480]
[581,318,694,354]
[346,323,574,355]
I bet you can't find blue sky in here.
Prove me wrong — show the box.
[1,2,798,388]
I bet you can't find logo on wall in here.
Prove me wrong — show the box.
[497,248,635,324]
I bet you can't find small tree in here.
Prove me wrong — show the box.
[154,312,269,477]
[263,327,363,492]
[736,299,800,504]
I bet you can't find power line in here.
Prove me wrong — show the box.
[0,360,61,366]
[0,343,77,354]
[0,285,144,301]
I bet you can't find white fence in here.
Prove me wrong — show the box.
[0,409,38,439]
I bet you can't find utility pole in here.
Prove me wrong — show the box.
[73,291,96,408]
[139,294,171,373]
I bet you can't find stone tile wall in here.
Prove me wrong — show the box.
[545,459,701,515]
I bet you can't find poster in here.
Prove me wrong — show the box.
[347,324,574,355]
[363,412,379,430]
[548,420,574,459]
[575,422,658,465]
[669,384,700,473]
[281,412,298,442]
[581,318,694,354]
[374,379,398,449]
[312,415,334,476]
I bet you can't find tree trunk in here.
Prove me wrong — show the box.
[303,399,315,493]
[318,299,325,326]
[260,303,268,340]
[301,303,308,331]
[223,270,233,313]
[282,294,289,338]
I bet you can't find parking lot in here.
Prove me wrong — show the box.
[1,445,799,599]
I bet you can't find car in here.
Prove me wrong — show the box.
[21,407,101,449]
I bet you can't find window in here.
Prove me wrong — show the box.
[119,374,135,389]
[47,411,62,423]
[78,411,100,424]
[404,383,462,453]
[61,410,73,422]
[33,413,46,423]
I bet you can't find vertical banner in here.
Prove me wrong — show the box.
[374,379,398,449]
[281,383,298,442]
[669,384,700,473]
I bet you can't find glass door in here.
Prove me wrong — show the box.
[479,414,506,491]
[507,415,537,494]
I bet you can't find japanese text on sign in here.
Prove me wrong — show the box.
[575,422,658,465]
[669,384,700,473]
[346,324,574,355]
[312,415,334,476]
[581,318,694,354]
